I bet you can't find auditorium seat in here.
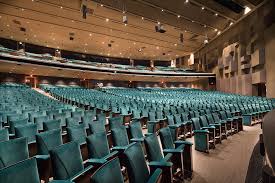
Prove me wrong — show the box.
[50,141,95,182]
[191,117,211,152]
[159,127,193,178]
[0,158,72,183]
[43,119,62,131]
[86,132,118,167]
[90,158,124,183]
[0,128,8,142]
[14,123,38,144]
[123,142,163,183]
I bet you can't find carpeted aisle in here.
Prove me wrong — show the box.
[185,124,262,183]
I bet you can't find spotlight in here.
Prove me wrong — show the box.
[123,15,128,24]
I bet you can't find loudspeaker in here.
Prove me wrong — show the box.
[209,77,216,85]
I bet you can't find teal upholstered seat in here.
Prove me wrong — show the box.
[0,158,40,183]
[0,128,8,142]
[15,123,38,144]
[0,137,29,169]
[34,115,49,131]
[109,116,123,130]
[191,117,210,152]
[89,121,106,134]
[53,113,66,127]
[123,142,163,183]
[82,115,94,129]
[43,119,62,131]
[90,158,124,183]
[50,141,94,181]
[111,126,129,147]
[9,118,29,134]
[86,132,118,166]
[66,117,81,127]
[67,125,87,145]
[36,129,63,155]
[129,121,145,140]
[159,127,193,178]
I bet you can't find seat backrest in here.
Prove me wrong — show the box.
[0,158,40,183]
[50,141,84,180]
[86,132,110,159]
[43,119,61,131]
[97,114,106,124]
[123,143,150,183]
[212,113,220,122]
[181,113,189,121]
[167,115,175,125]
[36,129,63,155]
[82,115,93,129]
[53,113,66,127]
[226,111,233,118]
[199,115,209,127]
[149,111,156,121]
[0,137,29,169]
[67,125,87,145]
[111,126,129,146]
[109,116,123,130]
[129,121,144,139]
[206,114,215,124]
[0,129,8,142]
[9,118,29,134]
[191,117,201,130]
[89,120,106,134]
[66,117,81,127]
[174,114,182,124]
[15,123,38,144]
[90,157,124,183]
[34,115,49,131]
[219,111,227,120]
[159,127,174,149]
[144,134,163,162]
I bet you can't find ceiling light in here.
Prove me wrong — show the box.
[161,9,164,12]
[214,28,218,32]
[7,24,10,27]
[21,8,24,11]
[185,0,189,3]
[107,53,110,56]
[157,21,161,25]
[141,17,144,20]
[102,42,105,44]
[174,43,177,46]
[85,43,88,46]
[19,42,22,44]
[191,20,194,23]
[177,15,181,18]
[201,7,205,10]
[100,4,103,7]
[124,23,127,26]
[89,33,92,36]
[60,6,63,9]
[105,18,109,22]
[71,20,74,23]
[204,39,209,44]
[204,25,207,28]
[119,52,122,55]
[244,6,251,15]
[217,31,221,35]
[229,22,233,26]
[156,46,159,49]
[215,13,218,16]
[0,16,2,18]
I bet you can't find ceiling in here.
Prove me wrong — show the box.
[0,0,262,61]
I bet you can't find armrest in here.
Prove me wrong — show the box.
[209,123,221,127]
[168,124,181,128]
[86,158,107,166]
[147,120,160,124]
[34,155,50,160]
[184,120,192,125]
[111,146,127,152]
[145,133,153,137]
[201,126,215,130]
[149,161,173,168]
[194,129,209,133]
[70,165,94,181]
[147,168,162,183]
[130,138,144,143]
[104,150,119,160]
[174,140,193,146]
[50,180,75,183]
[163,148,183,154]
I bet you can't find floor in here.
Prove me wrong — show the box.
[185,125,262,183]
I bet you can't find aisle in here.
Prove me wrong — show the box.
[187,125,262,183]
